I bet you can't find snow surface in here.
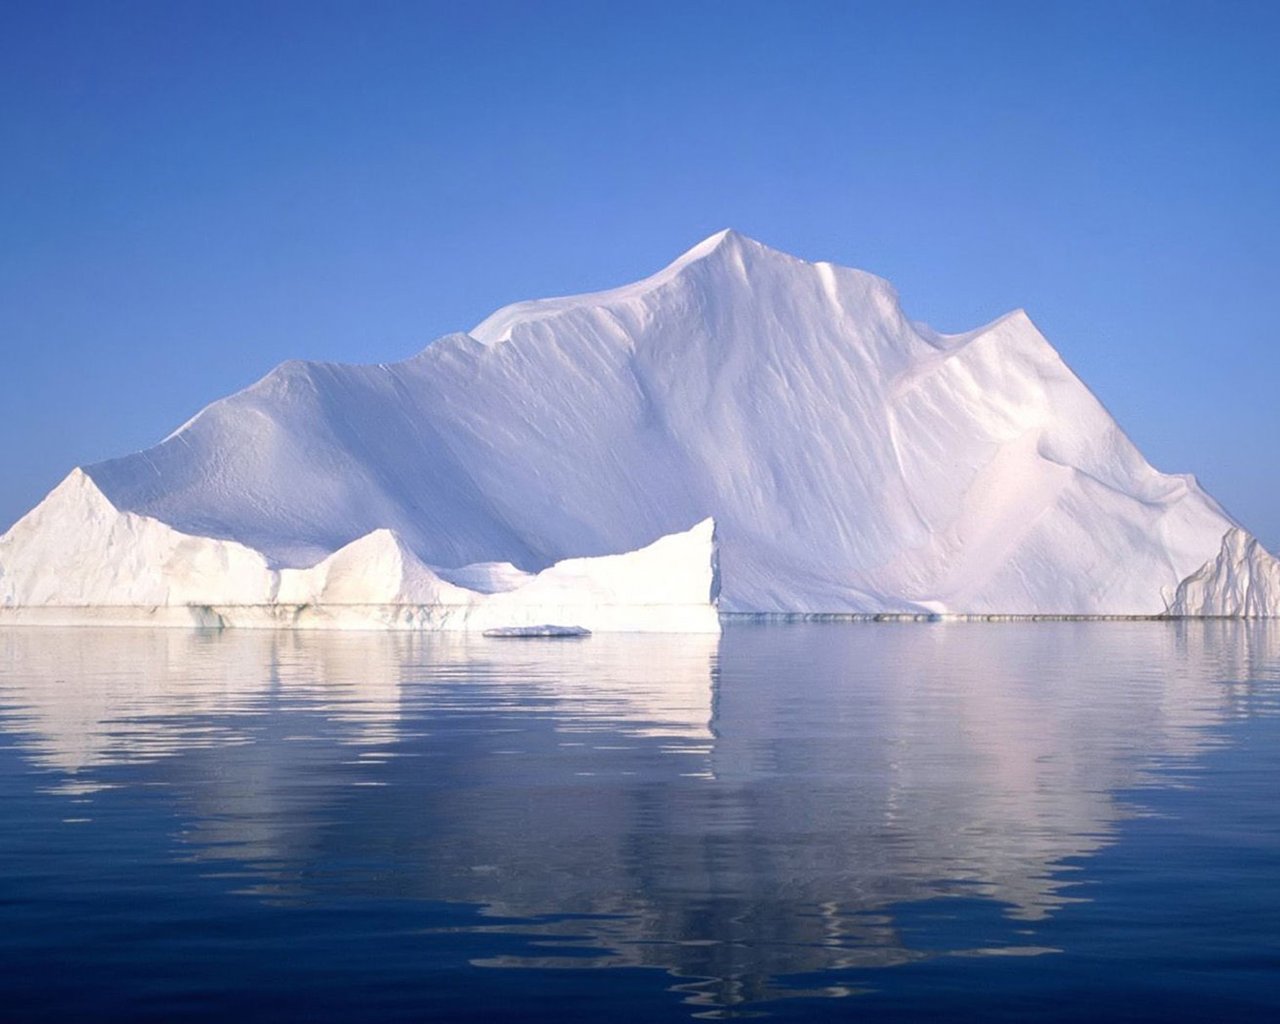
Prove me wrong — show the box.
[2,228,1276,617]
[1167,528,1280,617]
[0,472,719,632]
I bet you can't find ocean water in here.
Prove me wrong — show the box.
[0,622,1277,1022]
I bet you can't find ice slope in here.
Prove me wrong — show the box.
[1167,528,1280,617]
[9,229,1273,615]
[0,471,719,632]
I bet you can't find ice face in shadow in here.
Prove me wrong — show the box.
[0,623,1275,1012]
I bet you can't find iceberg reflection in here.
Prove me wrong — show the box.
[0,621,1274,1014]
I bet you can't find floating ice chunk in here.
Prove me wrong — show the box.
[482,625,591,638]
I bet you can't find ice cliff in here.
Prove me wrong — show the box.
[1167,528,1280,618]
[1,229,1275,621]
[0,471,719,632]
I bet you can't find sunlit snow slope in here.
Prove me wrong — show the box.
[6,230,1276,616]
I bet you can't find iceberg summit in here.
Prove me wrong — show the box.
[2,229,1277,628]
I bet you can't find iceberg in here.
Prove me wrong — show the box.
[1,229,1275,621]
[0,471,720,632]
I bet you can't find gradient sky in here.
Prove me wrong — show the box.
[2,1,1277,546]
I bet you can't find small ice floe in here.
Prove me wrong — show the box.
[482,625,591,639]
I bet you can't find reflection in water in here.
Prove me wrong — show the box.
[0,622,1276,1017]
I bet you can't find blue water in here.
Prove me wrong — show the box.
[0,622,1278,1021]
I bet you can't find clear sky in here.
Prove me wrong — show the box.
[2,1,1277,546]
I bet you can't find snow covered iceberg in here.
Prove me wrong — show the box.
[1,228,1276,620]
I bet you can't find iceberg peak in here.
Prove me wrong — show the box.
[469,228,767,346]
[667,227,750,266]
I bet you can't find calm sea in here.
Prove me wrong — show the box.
[1,622,1277,1021]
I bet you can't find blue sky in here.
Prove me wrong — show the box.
[2,1,1277,545]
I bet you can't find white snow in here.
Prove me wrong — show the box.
[0,469,276,607]
[0,472,720,632]
[1167,528,1280,617]
[1,229,1275,618]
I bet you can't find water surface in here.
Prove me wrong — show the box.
[1,623,1277,1021]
